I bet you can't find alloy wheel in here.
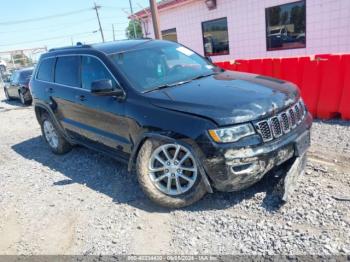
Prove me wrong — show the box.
[19,91,25,104]
[4,89,9,100]
[148,144,198,196]
[43,120,59,149]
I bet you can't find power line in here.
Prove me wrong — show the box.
[0,31,96,47]
[0,8,91,26]
[0,17,97,34]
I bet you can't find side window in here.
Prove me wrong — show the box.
[10,72,17,83]
[55,56,80,87]
[81,56,118,90]
[19,70,32,82]
[37,58,55,82]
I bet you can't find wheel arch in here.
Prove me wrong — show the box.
[128,131,213,193]
[34,103,75,145]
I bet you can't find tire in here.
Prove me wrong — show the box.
[136,139,207,208]
[40,113,72,155]
[4,88,11,100]
[19,90,31,105]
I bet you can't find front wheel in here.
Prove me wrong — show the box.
[136,139,207,208]
[40,113,72,154]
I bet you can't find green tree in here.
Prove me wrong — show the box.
[125,20,143,39]
[13,54,32,66]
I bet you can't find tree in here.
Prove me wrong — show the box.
[125,20,143,39]
[12,54,32,66]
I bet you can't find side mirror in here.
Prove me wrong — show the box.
[205,56,213,63]
[91,79,124,97]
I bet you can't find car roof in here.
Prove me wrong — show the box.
[44,39,175,57]
[15,67,34,73]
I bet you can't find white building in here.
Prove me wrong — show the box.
[134,0,350,61]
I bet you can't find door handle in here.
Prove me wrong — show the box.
[46,87,54,93]
[77,95,86,101]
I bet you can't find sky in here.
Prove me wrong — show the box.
[0,0,152,53]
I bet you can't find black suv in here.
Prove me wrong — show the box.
[30,40,312,208]
[4,67,33,105]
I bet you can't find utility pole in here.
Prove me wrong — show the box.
[93,2,105,42]
[112,24,116,41]
[149,0,161,39]
[129,0,137,38]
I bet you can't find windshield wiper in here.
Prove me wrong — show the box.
[143,79,192,93]
[143,72,217,93]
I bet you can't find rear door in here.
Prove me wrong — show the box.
[51,55,82,138]
[71,55,130,157]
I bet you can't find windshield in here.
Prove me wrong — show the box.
[109,42,219,92]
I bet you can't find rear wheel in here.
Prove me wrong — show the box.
[19,90,31,105]
[40,113,72,154]
[136,139,207,208]
[4,88,11,100]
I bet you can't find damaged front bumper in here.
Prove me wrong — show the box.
[200,112,312,192]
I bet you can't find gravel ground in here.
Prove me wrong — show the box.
[0,90,349,256]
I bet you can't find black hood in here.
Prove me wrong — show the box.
[144,71,300,126]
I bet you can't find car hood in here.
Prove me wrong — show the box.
[144,71,300,126]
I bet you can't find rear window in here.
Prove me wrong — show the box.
[55,56,80,87]
[37,58,55,82]
[19,70,33,81]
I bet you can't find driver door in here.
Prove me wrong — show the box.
[72,55,130,157]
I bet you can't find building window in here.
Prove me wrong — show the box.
[202,17,229,56]
[162,28,177,42]
[266,1,306,51]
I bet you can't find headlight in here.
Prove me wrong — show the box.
[208,123,255,143]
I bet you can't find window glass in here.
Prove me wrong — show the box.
[55,56,80,86]
[19,70,33,82]
[162,28,178,42]
[37,58,55,82]
[202,17,229,56]
[10,72,18,83]
[81,56,118,90]
[266,0,306,51]
[109,41,220,92]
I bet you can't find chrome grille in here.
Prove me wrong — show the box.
[270,117,282,137]
[255,99,306,142]
[257,121,272,141]
[280,112,290,132]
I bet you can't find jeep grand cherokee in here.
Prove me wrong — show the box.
[30,40,312,208]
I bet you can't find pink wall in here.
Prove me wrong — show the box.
[142,0,350,62]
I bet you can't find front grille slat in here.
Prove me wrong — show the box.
[257,121,272,141]
[255,99,306,142]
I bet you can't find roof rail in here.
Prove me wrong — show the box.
[49,43,92,52]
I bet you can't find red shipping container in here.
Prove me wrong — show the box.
[317,55,344,119]
[272,58,282,78]
[262,58,274,77]
[300,59,322,116]
[280,57,300,86]
[235,59,250,72]
[249,59,263,75]
[226,62,237,71]
[339,55,350,120]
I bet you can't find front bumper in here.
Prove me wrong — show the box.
[199,112,312,192]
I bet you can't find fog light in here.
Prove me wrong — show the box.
[230,160,266,175]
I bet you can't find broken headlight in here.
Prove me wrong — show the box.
[209,123,255,143]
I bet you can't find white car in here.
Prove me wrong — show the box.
[0,59,6,73]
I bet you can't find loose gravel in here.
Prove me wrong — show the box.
[0,91,349,255]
